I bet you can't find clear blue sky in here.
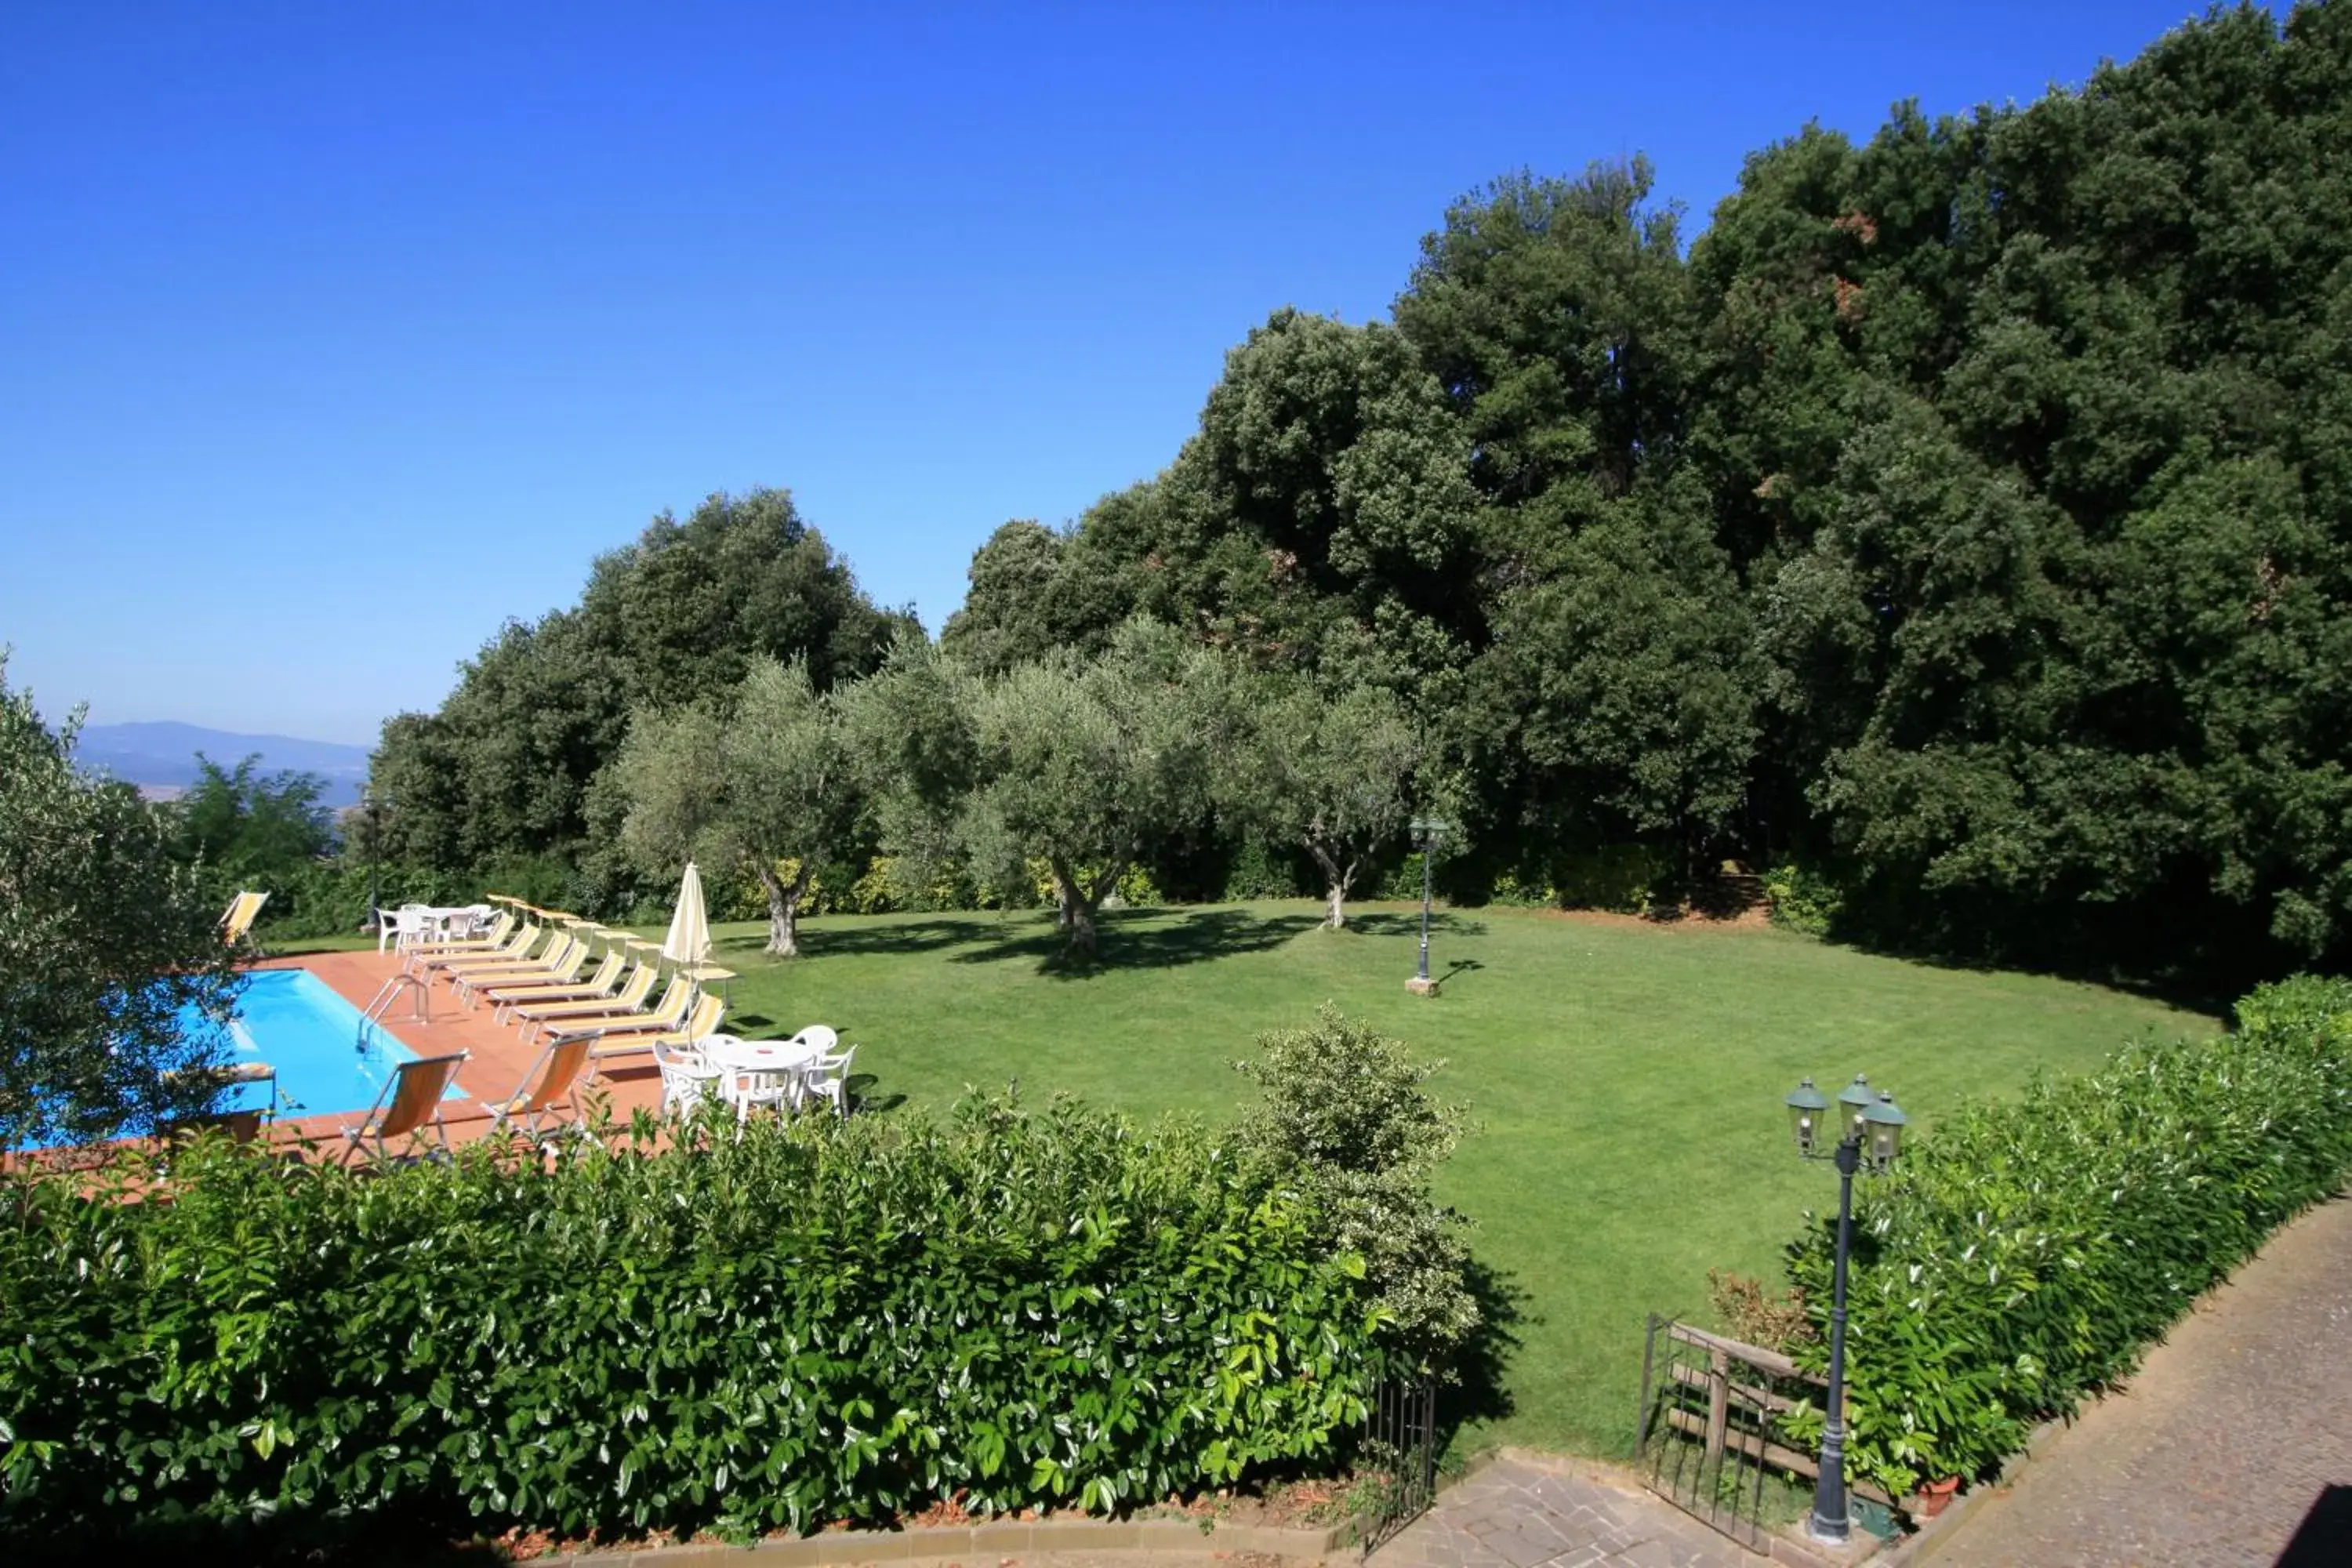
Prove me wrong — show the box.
[1,1,2225,744]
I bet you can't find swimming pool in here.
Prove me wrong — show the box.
[198,968,459,1120]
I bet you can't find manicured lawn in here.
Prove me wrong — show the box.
[637,902,2206,1459]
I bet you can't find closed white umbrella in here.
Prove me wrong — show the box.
[662,861,712,966]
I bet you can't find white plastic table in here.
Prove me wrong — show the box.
[701,1036,822,1073]
[700,1035,823,1119]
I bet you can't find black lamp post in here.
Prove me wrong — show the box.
[1406,815,1450,993]
[361,786,388,935]
[1783,1073,1907,1545]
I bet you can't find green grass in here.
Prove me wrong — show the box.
[633,902,2208,1459]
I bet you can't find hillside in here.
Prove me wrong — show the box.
[76,722,371,807]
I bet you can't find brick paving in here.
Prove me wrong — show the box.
[260,947,678,1151]
[1929,1192,2352,1568]
[1371,1455,1762,1568]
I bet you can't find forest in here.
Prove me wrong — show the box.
[365,3,2352,989]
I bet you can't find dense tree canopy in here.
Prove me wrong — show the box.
[379,3,2352,987]
[2,662,241,1149]
[168,754,335,886]
[372,489,911,880]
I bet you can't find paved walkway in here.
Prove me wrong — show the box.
[1372,1455,1760,1568]
[1929,1192,2352,1568]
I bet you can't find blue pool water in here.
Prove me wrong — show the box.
[197,968,457,1120]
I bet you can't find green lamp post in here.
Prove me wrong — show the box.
[1406,815,1450,994]
[1783,1072,1907,1544]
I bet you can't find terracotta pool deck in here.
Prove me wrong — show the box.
[257,947,677,1152]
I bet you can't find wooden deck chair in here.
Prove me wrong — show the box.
[516,967,669,1044]
[402,909,515,960]
[490,1034,597,1140]
[485,950,624,1021]
[219,891,269,945]
[452,934,585,1007]
[340,1051,468,1165]
[585,990,726,1073]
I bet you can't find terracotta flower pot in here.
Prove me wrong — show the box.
[1918,1475,1962,1519]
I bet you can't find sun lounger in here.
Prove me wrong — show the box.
[579,991,727,1073]
[489,1034,597,1139]
[404,917,532,978]
[161,1059,279,1142]
[483,950,625,1019]
[452,935,586,1007]
[220,891,269,946]
[401,910,515,960]
[422,925,553,978]
[340,1051,468,1165]
[513,967,669,1044]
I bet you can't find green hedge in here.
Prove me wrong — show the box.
[1784,975,2352,1497]
[0,1098,1381,1553]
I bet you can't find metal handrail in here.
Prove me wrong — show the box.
[358,971,431,1048]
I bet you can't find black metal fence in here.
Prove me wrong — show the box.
[1354,1372,1439,1558]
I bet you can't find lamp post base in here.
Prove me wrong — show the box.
[1405,975,1436,996]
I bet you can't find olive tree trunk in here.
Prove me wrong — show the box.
[755,859,811,957]
[1305,837,1360,930]
[1049,854,1121,957]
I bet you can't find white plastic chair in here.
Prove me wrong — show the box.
[652,1039,725,1117]
[766,1025,835,1112]
[801,1043,857,1119]
[377,904,432,953]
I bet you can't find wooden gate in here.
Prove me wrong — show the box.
[1634,1317,1894,1551]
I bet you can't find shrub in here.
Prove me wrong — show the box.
[1545,844,1666,913]
[1234,1006,1479,1370]
[0,1096,1381,1553]
[1704,1269,1813,1354]
[1222,839,1306,900]
[1760,860,1842,937]
[1780,976,2352,1497]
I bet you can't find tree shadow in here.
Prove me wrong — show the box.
[1816,925,2242,1022]
[759,916,1009,961]
[1347,911,1490,940]
[951,906,1323,978]
[1443,1255,1530,1443]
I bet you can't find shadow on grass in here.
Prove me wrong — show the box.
[1444,1256,1530,1443]
[950,906,1324,978]
[1424,958,1486,996]
[1346,911,1490,941]
[734,916,1007,962]
[845,1073,907,1116]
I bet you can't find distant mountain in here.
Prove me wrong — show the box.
[75,722,373,808]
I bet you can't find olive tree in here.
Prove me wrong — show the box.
[1,659,242,1149]
[608,656,860,957]
[1245,680,1423,928]
[964,621,1242,957]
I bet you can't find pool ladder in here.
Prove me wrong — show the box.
[358,972,431,1049]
